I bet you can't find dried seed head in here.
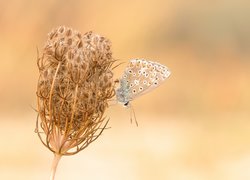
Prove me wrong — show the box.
[82,31,112,66]
[36,26,115,155]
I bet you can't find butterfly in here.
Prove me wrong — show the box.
[115,59,171,125]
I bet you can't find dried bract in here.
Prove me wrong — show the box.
[36,26,115,155]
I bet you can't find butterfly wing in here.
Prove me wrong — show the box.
[122,59,170,101]
[136,60,170,97]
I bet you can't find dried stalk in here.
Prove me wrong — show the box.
[49,154,61,180]
[35,26,116,179]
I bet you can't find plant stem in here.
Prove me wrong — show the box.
[49,153,62,180]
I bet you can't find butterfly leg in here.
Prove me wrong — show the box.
[128,103,138,127]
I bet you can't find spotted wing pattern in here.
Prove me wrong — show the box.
[116,59,170,104]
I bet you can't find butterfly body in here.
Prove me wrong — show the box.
[116,78,131,105]
[116,59,171,106]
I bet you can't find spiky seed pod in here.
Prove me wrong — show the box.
[36,26,115,155]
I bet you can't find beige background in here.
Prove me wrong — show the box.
[0,0,250,179]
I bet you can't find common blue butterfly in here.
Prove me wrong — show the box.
[116,59,171,106]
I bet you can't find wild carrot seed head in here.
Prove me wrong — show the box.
[36,26,115,155]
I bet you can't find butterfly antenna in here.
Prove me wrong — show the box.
[112,61,126,70]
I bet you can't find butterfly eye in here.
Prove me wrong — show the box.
[138,70,142,74]
[130,83,133,87]
[123,74,127,78]
[132,89,136,93]
[142,71,146,74]
[145,73,149,77]
[139,87,143,91]
[128,70,132,74]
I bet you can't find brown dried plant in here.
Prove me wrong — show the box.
[36,26,116,180]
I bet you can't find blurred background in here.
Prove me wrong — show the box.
[0,0,250,179]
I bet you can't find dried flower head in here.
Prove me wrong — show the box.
[36,26,115,156]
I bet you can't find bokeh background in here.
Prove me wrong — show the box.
[0,0,250,179]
